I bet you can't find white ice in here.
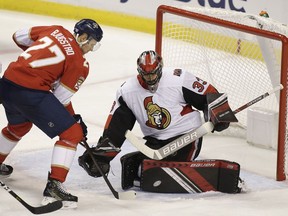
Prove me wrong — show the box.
[0,10,288,216]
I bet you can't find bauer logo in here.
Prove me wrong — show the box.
[162,131,198,155]
[190,162,216,167]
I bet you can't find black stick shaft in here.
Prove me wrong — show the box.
[233,85,283,114]
[0,180,62,214]
[80,141,120,199]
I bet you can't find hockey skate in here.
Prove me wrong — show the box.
[42,173,78,209]
[0,163,13,178]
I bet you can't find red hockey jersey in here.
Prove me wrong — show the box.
[4,25,89,109]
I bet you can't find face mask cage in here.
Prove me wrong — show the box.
[137,50,163,93]
[138,65,162,86]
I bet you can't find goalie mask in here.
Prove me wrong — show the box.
[137,50,163,93]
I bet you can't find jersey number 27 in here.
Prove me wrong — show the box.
[20,36,65,68]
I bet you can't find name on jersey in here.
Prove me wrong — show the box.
[51,29,75,55]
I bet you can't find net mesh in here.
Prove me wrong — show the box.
[157,6,288,180]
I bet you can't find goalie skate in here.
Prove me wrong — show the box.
[42,173,77,209]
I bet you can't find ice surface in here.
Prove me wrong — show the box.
[0,10,287,216]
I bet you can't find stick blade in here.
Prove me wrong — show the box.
[118,190,137,200]
[29,201,63,214]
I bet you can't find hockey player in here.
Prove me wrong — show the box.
[79,50,238,192]
[0,19,103,207]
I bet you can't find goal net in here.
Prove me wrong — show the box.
[155,5,288,181]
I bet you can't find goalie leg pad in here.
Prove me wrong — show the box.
[120,151,147,190]
[140,159,241,194]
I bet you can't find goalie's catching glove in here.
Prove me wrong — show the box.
[204,93,238,132]
[78,137,120,177]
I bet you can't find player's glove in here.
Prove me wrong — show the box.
[73,114,88,139]
[78,136,120,177]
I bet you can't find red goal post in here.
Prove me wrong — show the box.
[155,5,288,181]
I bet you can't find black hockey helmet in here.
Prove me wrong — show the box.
[137,50,163,93]
[74,19,103,42]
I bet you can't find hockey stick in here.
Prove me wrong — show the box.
[125,84,283,160]
[0,180,62,214]
[79,140,136,200]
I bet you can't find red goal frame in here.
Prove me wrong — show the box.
[155,5,288,181]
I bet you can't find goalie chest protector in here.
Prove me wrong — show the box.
[141,159,241,194]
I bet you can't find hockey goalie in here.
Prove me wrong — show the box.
[78,50,242,194]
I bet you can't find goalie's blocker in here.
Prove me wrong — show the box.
[205,93,238,132]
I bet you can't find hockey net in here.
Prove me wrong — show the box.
[155,5,288,181]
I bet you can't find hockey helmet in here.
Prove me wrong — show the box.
[74,19,103,42]
[137,50,163,93]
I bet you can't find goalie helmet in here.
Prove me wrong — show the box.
[74,19,103,42]
[137,50,163,93]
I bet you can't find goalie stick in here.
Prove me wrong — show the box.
[79,140,136,200]
[125,84,283,160]
[0,180,62,214]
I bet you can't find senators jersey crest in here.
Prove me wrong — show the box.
[144,96,171,129]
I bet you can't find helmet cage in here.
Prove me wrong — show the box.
[138,66,162,85]
[137,51,163,88]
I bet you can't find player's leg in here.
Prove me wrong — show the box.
[139,159,242,193]
[120,138,202,189]
[0,122,33,177]
[0,98,33,178]
[22,92,83,207]
[120,151,148,189]
[42,123,82,208]
[1,80,82,206]
[0,78,35,175]
[121,152,241,194]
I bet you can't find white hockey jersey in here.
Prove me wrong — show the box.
[106,68,217,142]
